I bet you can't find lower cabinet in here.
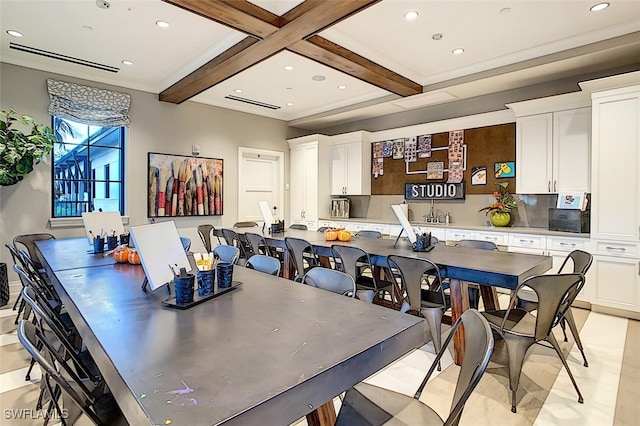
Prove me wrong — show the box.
[591,240,640,313]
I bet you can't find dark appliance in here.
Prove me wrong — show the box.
[548,208,590,233]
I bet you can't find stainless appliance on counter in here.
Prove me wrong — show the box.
[548,208,590,233]
[330,198,350,218]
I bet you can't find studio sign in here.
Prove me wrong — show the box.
[405,182,465,200]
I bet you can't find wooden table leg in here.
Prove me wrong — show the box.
[281,249,294,280]
[306,400,336,426]
[479,284,500,311]
[448,278,470,366]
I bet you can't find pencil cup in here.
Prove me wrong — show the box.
[174,274,195,304]
[197,270,215,296]
[93,237,105,254]
[106,236,118,251]
[216,262,234,289]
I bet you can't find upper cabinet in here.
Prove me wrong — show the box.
[507,93,591,194]
[330,131,371,196]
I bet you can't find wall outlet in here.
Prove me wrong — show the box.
[285,183,290,190]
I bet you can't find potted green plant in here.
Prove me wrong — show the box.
[479,182,519,227]
[0,108,57,186]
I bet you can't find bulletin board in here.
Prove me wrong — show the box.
[371,123,515,195]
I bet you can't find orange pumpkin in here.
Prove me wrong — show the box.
[337,230,352,242]
[113,246,130,263]
[324,229,338,241]
[128,249,141,265]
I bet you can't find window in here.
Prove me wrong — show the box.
[52,117,125,217]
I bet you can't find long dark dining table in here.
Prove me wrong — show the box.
[35,238,424,426]
[262,229,553,364]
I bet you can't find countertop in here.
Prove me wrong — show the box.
[320,217,590,238]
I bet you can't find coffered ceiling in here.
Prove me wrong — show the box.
[1,0,639,130]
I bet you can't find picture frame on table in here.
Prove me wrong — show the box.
[556,192,587,210]
[147,152,223,218]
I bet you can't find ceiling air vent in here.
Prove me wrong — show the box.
[9,43,119,73]
[224,95,280,110]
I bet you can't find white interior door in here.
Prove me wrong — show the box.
[238,147,284,224]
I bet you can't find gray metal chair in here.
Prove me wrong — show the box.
[301,267,356,298]
[213,245,240,265]
[289,224,308,230]
[197,224,217,252]
[336,309,494,426]
[482,273,586,413]
[233,221,259,229]
[355,230,382,239]
[222,228,252,263]
[14,233,55,271]
[516,249,593,367]
[387,254,449,370]
[454,239,498,309]
[284,237,319,282]
[316,226,330,233]
[244,232,272,257]
[246,254,281,276]
[331,244,395,308]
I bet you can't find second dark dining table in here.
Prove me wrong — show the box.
[261,229,553,364]
[36,238,424,426]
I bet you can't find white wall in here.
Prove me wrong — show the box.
[0,63,290,280]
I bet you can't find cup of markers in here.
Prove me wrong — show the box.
[194,252,215,296]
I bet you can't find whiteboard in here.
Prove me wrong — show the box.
[257,200,274,229]
[81,211,125,244]
[129,221,191,291]
[391,204,417,244]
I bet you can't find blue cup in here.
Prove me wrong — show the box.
[174,274,195,304]
[413,233,431,252]
[216,262,234,289]
[197,270,215,296]
[93,237,105,253]
[106,236,118,251]
[119,234,130,246]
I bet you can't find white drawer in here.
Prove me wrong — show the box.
[446,229,475,242]
[475,231,508,246]
[592,240,640,258]
[508,233,546,249]
[369,224,390,235]
[318,220,335,228]
[547,236,589,252]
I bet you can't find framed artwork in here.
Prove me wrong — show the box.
[471,166,487,185]
[494,161,515,178]
[557,192,587,210]
[392,138,405,159]
[426,161,444,180]
[148,152,223,218]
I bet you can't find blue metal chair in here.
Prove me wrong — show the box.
[213,245,240,264]
[246,254,281,276]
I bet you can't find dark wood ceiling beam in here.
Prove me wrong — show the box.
[291,35,422,97]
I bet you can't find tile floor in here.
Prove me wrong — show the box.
[1,292,638,426]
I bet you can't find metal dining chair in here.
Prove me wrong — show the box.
[284,237,319,282]
[197,224,217,252]
[454,239,499,309]
[336,309,494,426]
[246,254,281,276]
[222,228,252,264]
[180,236,191,251]
[354,230,382,239]
[289,224,308,230]
[13,233,55,272]
[213,245,240,265]
[301,267,356,298]
[244,232,272,257]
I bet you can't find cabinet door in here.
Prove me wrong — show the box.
[303,145,319,221]
[593,255,640,312]
[553,108,591,192]
[289,146,305,221]
[330,144,347,195]
[345,141,364,195]
[591,90,640,241]
[516,113,553,193]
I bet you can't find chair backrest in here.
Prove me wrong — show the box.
[507,273,585,341]
[414,309,494,426]
[213,245,240,264]
[289,224,308,230]
[316,227,330,233]
[386,255,446,312]
[221,228,251,258]
[330,244,377,286]
[197,224,215,252]
[233,221,259,229]
[245,232,271,256]
[355,230,382,239]
[301,267,356,297]
[180,236,191,251]
[17,320,105,425]
[5,242,27,270]
[284,237,317,281]
[13,233,55,270]
[246,254,281,276]
[15,252,60,305]
[455,239,498,251]
[558,249,593,275]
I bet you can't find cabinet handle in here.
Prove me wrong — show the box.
[559,242,576,247]
[520,239,534,244]
[548,181,551,192]
[606,246,626,252]
[553,180,557,192]
[485,236,497,241]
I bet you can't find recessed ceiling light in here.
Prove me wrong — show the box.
[432,33,443,41]
[122,60,134,66]
[403,10,419,21]
[452,48,465,55]
[286,102,294,107]
[234,89,243,93]
[338,85,347,90]
[284,65,294,71]
[312,75,326,81]
[96,0,110,9]
[6,30,23,38]
[156,20,170,28]
[590,2,609,12]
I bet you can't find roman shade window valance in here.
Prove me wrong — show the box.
[46,78,131,127]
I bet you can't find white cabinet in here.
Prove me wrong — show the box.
[508,93,591,193]
[507,233,547,255]
[288,136,331,231]
[589,85,640,242]
[330,132,371,196]
[445,228,475,242]
[474,231,508,246]
[592,247,640,313]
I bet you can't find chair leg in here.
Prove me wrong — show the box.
[422,308,444,371]
[14,299,25,324]
[564,309,588,367]
[560,318,569,342]
[548,333,584,404]
[502,334,534,413]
